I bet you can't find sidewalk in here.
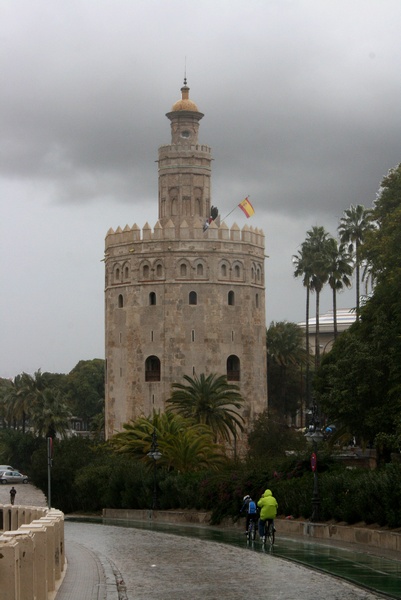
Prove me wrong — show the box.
[55,540,119,600]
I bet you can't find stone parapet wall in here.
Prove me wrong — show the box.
[276,518,401,553]
[102,508,401,553]
[105,219,265,251]
[0,504,65,600]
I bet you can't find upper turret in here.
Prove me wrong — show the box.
[170,79,200,112]
[165,79,204,146]
[158,81,212,229]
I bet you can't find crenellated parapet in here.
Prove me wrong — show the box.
[105,218,265,251]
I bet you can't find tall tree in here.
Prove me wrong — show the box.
[30,388,72,438]
[266,321,308,424]
[303,226,333,370]
[166,373,244,442]
[66,359,105,424]
[338,204,375,320]
[316,165,401,464]
[327,239,353,339]
[293,247,314,406]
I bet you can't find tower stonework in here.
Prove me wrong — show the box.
[104,82,267,439]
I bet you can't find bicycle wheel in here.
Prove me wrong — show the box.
[266,524,275,546]
[251,521,256,541]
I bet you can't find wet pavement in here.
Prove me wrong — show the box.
[0,481,47,507]
[2,484,400,599]
[61,520,389,600]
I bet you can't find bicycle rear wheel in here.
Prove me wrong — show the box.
[247,521,255,541]
[266,524,275,546]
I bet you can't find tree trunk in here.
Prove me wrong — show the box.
[305,284,311,410]
[333,286,338,339]
[356,239,360,321]
[315,290,321,371]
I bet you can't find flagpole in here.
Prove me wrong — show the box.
[221,196,250,222]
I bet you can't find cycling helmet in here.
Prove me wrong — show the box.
[243,495,251,502]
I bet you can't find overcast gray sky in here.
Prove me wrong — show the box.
[1,0,401,379]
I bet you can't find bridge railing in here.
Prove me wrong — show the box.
[0,503,65,600]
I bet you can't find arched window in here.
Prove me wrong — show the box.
[180,263,187,277]
[228,291,235,306]
[234,265,240,278]
[149,292,156,306]
[115,267,120,281]
[124,266,129,279]
[189,291,197,305]
[227,355,240,381]
[143,265,150,279]
[197,263,204,276]
[221,264,227,277]
[255,293,259,308]
[145,356,161,382]
[118,294,124,308]
[156,263,163,278]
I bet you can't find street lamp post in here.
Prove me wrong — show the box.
[147,428,162,510]
[305,402,324,522]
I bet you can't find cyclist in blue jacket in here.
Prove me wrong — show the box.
[240,494,259,535]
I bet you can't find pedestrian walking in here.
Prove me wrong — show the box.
[10,486,17,505]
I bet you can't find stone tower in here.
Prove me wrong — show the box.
[104,81,267,440]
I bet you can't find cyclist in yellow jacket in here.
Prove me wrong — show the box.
[257,488,278,537]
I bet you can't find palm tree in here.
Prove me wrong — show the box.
[327,239,353,339]
[110,411,226,472]
[338,204,375,320]
[30,388,72,438]
[303,226,333,370]
[2,373,36,432]
[166,373,245,442]
[293,247,314,406]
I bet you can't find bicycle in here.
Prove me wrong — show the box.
[261,519,275,546]
[246,518,257,542]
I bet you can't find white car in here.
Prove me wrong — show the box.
[0,470,29,484]
[0,465,14,472]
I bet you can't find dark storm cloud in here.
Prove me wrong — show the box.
[2,0,401,376]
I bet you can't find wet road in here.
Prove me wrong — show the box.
[64,520,388,600]
[2,483,400,599]
[0,481,47,507]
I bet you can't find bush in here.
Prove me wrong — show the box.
[14,432,401,528]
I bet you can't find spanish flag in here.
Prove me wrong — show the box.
[238,197,255,218]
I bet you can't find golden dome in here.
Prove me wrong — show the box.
[171,81,199,112]
[171,98,199,112]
